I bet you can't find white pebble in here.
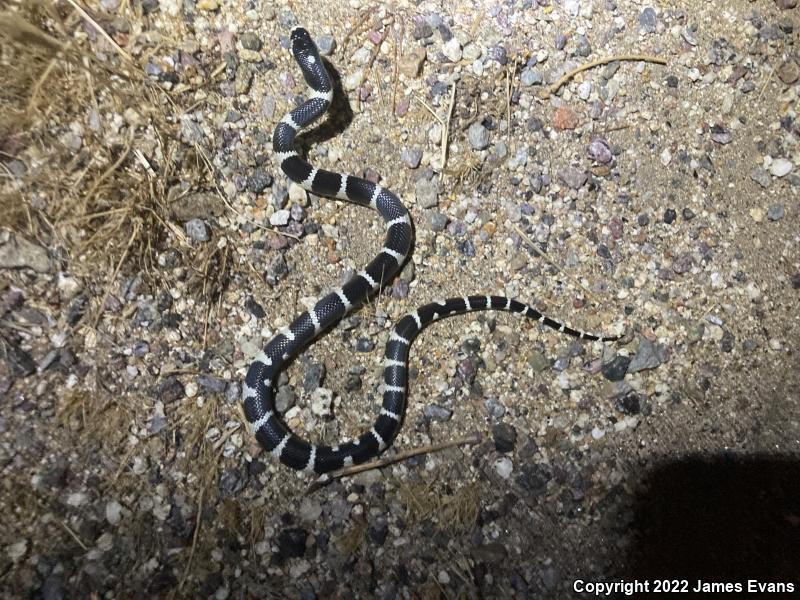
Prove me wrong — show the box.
[269,209,290,226]
[494,456,513,479]
[769,158,793,177]
[106,500,123,525]
[288,182,307,203]
[310,388,333,417]
[7,540,27,562]
[442,37,462,62]
[344,69,364,91]
[67,492,88,507]
[57,273,81,299]
[96,532,114,552]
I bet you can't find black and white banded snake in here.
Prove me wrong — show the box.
[243,27,618,475]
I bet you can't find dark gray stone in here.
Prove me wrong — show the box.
[601,355,630,381]
[492,423,517,453]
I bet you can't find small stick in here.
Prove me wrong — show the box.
[179,487,204,590]
[27,57,61,113]
[391,18,404,115]
[414,95,445,125]
[63,0,134,64]
[757,64,774,102]
[413,86,456,176]
[542,54,667,98]
[595,123,631,135]
[58,520,88,551]
[360,20,392,91]
[306,432,481,494]
[440,81,457,178]
[513,224,597,303]
[506,59,517,143]
[133,149,157,178]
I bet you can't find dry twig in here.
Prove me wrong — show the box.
[307,432,481,493]
[542,54,667,98]
[513,224,597,303]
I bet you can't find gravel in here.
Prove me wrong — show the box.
[5,2,799,598]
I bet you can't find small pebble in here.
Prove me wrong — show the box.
[401,148,423,169]
[424,404,453,421]
[316,35,335,56]
[269,210,290,226]
[442,37,462,62]
[247,168,272,193]
[303,361,326,392]
[750,168,771,188]
[575,35,592,57]
[553,107,579,131]
[274,386,296,412]
[639,7,657,33]
[106,500,123,525]
[197,375,227,394]
[492,423,517,453]
[767,204,785,221]
[310,388,333,417]
[467,122,490,150]
[770,158,793,177]
[355,338,375,352]
[184,218,210,242]
[240,32,262,51]
[627,338,665,373]
[710,125,732,144]
[601,355,630,381]
[425,211,448,231]
[288,183,307,203]
[494,457,513,479]
[520,68,543,86]
[415,178,439,208]
[587,138,612,164]
[558,166,587,189]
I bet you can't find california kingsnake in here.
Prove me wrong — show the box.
[243,27,618,474]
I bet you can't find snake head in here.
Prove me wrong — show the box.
[289,26,332,93]
[290,26,315,56]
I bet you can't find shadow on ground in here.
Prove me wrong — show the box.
[627,454,800,598]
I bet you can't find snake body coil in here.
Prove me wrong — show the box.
[243,27,617,474]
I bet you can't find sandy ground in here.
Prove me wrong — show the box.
[1,0,798,598]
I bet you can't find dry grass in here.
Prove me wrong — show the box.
[399,479,482,535]
[336,519,369,555]
[0,2,225,326]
